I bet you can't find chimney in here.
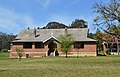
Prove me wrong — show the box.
[34,28,40,38]
[37,27,40,29]
[65,27,68,36]
[34,28,36,37]
[28,27,30,30]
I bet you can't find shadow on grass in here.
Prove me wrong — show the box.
[97,54,106,56]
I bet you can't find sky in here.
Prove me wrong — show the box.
[0,0,110,35]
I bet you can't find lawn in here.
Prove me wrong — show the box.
[0,53,120,77]
[0,52,9,60]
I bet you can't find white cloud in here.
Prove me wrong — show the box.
[0,7,37,34]
[34,0,59,8]
[70,0,82,5]
[35,0,50,8]
[34,0,82,8]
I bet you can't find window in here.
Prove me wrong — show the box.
[74,42,84,48]
[23,42,32,48]
[35,42,44,48]
[13,42,23,45]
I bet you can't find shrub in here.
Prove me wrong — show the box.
[1,49,8,53]
[106,50,111,55]
[16,48,24,61]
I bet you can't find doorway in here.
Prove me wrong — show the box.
[48,41,59,56]
[26,54,29,58]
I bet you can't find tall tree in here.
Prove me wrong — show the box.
[70,19,88,28]
[93,0,120,37]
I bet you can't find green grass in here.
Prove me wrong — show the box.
[0,52,9,60]
[0,53,120,77]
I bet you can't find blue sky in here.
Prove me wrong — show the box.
[0,0,110,34]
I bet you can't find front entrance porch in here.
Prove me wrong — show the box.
[48,41,59,56]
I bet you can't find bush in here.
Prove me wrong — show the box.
[1,49,8,53]
[16,48,24,61]
[106,50,111,55]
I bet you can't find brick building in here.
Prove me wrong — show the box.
[10,28,97,58]
[102,34,120,55]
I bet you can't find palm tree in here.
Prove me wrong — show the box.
[57,28,74,58]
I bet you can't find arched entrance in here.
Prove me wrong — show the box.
[48,41,59,56]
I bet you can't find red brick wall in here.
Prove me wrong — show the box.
[59,42,97,56]
[10,42,97,58]
[10,43,48,58]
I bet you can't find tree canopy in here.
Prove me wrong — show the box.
[0,32,15,51]
[42,22,68,29]
[93,0,120,37]
[42,19,88,29]
[57,28,74,58]
[70,19,88,28]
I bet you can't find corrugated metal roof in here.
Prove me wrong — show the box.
[14,28,96,42]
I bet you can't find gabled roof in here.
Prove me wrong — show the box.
[43,35,58,43]
[13,28,96,42]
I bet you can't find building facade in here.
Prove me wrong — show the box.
[102,34,120,55]
[10,28,97,58]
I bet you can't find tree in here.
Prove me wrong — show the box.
[70,19,88,28]
[0,32,15,51]
[57,28,74,58]
[94,29,104,55]
[93,0,120,37]
[42,22,68,29]
[16,48,24,61]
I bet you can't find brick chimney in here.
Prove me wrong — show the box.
[65,27,68,36]
[34,28,37,37]
[34,28,40,37]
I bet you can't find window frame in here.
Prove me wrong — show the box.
[23,42,32,49]
[74,42,84,49]
[35,42,44,48]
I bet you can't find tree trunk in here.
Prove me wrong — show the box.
[19,58,21,61]
[77,49,79,58]
[103,43,106,56]
[65,51,67,58]
[117,40,119,55]
[19,57,21,61]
